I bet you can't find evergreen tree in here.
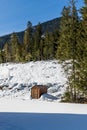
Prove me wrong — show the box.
[33,23,42,60]
[68,0,80,102]
[0,49,4,63]
[77,0,87,96]
[39,37,44,60]
[43,32,54,60]
[57,0,80,102]
[52,30,59,58]
[23,21,33,61]
[56,6,71,60]
[10,32,20,62]
[4,42,10,62]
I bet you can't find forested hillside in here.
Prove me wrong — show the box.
[0,17,61,62]
[0,17,61,48]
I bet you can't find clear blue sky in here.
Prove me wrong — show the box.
[0,0,84,36]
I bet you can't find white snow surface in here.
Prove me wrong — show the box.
[0,98,87,114]
[0,60,66,100]
[0,60,87,115]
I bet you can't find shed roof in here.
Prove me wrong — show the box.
[31,85,47,89]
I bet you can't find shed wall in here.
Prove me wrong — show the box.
[31,85,47,99]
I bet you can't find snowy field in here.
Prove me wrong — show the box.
[0,60,87,130]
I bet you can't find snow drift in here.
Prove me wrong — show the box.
[0,60,67,101]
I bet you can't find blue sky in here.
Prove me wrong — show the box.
[0,0,84,36]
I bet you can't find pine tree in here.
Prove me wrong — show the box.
[39,37,44,60]
[57,0,80,102]
[68,0,80,102]
[43,32,50,60]
[52,30,60,59]
[77,0,87,97]
[23,21,33,61]
[56,5,72,102]
[49,33,56,59]
[56,6,71,60]
[33,23,42,60]
[43,32,54,60]
[4,42,10,62]
[0,49,4,63]
[10,32,20,62]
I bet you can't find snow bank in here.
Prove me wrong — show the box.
[0,60,67,100]
[0,67,10,80]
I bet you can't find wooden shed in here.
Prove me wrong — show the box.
[31,85,47,99]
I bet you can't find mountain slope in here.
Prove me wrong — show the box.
[0,17,61,48]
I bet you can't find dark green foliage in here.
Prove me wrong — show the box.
[23,21,33,61]
[2,20,59,62]
[0,50,4,63]
[77,0,87,96]
[43,32,55,60]
[0,17,61,48]
[56,6,71,60]
[56,0,87,102]
[61,91,72,102]
[4,42,11,62]
[3,32,22,62]
[33,23,42,60]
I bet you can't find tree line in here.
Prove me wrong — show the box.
[0,0,87,102]
[0,21,58,63]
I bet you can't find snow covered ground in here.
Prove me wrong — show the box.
[0,60,87,115]
[0,98,87,114]
[0,60,67,101]
[0,60,87,130]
